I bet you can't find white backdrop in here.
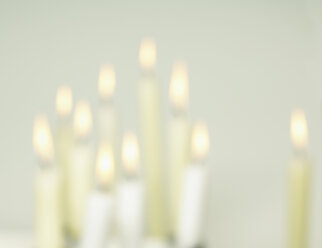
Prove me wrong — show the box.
[1,0,322,247]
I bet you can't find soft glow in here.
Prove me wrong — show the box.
[122,132,140,174]
[139,38,156,70]
[169,61,189,110]
[96,143,114,186]
[290,109,308,150]
[56,85,73,118]
[73,101,93,138]
[191,121,210,161]
[98,64,116,99]
[33,115,54,163]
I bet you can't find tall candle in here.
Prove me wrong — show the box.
[177,122,210,248]
[138,38,167,238]
[97,65,121,173]
[117,132,144,248]
[55,85,73,228]
[67,101,94,240]
[287,110,311,248]
[80,143,114,248]
[33,115,64,248]
[168,62,191,236]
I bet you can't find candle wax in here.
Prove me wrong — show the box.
[287,156,311,248]
[35,167,64,248]
[168,113,190,235]
[138,73,167,237]
[80,191,113,248]
[117,180,144,248]
[67,141,94,239]
[55,121,73,227]
[177,164,207,248]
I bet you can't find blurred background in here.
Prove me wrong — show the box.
[1,0,322,247]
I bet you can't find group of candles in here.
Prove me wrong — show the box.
[32,38,210,248]
[32,37,313,248]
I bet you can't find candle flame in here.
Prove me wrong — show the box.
[290,109,308,150]
[191,121,210,161]
[122,132,140,175]
[98,64,116,99]
[96,143,114,186]
[73,101,93,138]
[56,85,73,118]
[33,115,54,163]
[169,61,189,111]
[139,37,156,70]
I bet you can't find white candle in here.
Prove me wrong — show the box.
[117,132,144,248]
[168,62,191,235]
[138,38,167,237]
[287,109,311,248]
[55,85,73,227]
[97,65,121,170]
[68,101,94,240]
[177,122,210,248]
[33,115,64,248]
[80,143,114,248]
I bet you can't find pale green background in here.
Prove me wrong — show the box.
[1,0,322,247]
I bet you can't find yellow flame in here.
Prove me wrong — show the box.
[139,37,156,70]
[96,143,114,186]
[33,115,54,163]
[56,85,73,118]
[191,121,210,161]
[73,101,92,138]
[122,132,140,174]
[290,109,308,150]
[98,64,116,99]
[169,61,189,110]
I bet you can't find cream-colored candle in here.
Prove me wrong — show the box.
[168,62,191,235]
[138,38,167,238]
[287,109,311,248]
[55,85,73,227]
[33,115,64,248]
[97,65,121,169]
[117,132,144,248]
[67,101,94,240]
[80,143,114,248]
[177,122,210,248]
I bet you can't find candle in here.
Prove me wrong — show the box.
[33,115,64,248]
[176,122,210,248]
[80,143,114,248]
[138,38,167,238]
[287,109,311,248]
[168,61,191,236]
[117,132,144,248]
[67,101,94,239]
[55,85,73,228]
[97,65,121,171]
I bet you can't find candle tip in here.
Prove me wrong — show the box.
[73,101,93,139]
[290,109,308,150]
[96,142,114,186]
[33,114,54,163]
[191,121,210,161]
[139,37,156,70]
[98,64,116,100]
[169,61,189,111]
[122,131,140,175]
[56,85,73,118]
